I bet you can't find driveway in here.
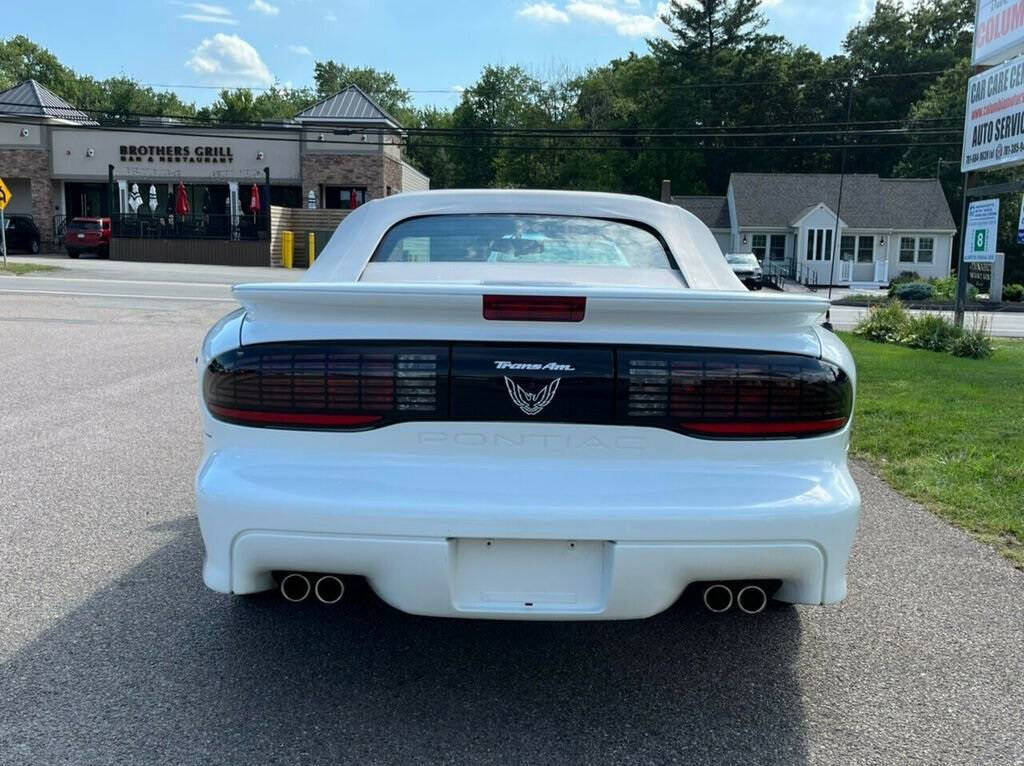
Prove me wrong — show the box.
[0,283,1022,765]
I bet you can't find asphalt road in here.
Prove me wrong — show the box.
[1,282,1023,765]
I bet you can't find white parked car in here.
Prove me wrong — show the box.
[196,190,859,619]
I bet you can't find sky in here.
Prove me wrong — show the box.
[7,0,894,109]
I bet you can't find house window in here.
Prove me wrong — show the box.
[899,237,916,262]
[857,236,874,263]
[751,234,767,260]
[840,236,855,260]
[806,229,832,261]
[918,237,934,263]
[769,235,786,261]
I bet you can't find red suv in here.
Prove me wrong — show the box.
[64,217,112,258]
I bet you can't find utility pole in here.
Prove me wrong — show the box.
[824,76,855,330]
[954,172,974,328]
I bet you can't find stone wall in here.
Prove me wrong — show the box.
[0,148,54,245]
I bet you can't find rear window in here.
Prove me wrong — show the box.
[726,254,758,266]
[68,220,101,231]
[372,215,674,269]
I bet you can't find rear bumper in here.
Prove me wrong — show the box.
[196,423,860,619]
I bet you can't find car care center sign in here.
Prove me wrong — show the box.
[974,0,1024,66]
[962,57,1024,172]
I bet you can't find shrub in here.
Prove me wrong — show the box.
[890,271,921,286]
[950,321,995,359]
[899,313,963,352]
[930,276,957,300]
[854,300,910,343]
[889,281,936,301]
[1003,283,1024,302]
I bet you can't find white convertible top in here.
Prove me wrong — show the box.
[304,189,742,291]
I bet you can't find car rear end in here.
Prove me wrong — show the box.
[195,198,859,619]
[64,217,111,257]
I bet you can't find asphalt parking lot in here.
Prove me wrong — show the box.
[1,277,1023,765]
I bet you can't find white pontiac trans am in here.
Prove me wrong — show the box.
[196,190,859,619]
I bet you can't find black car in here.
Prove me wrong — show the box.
[3,214,42,255]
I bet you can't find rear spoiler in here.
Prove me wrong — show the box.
[233,282,831,358]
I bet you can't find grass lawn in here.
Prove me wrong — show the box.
[0,262,62,276]
[842,333,1024,566]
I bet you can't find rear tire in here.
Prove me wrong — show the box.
[67,250,79,259]
[30,239,40,254]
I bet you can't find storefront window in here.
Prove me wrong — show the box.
[324,186,367,210]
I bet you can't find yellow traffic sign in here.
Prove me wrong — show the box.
[0,177,11,210]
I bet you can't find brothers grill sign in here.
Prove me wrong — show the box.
[119,145,234,164]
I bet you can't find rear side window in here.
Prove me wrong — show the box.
[372,215,674,269]
[68,220,101,231]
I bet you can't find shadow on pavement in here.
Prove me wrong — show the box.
[1,520,808,765]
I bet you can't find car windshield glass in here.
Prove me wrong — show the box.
[372,215,673,269]
[68,220,101,231]
[726,254,758,266]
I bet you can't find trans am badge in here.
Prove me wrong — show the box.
[504,377,561,416]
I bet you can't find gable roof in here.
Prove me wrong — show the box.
[0,80,94,124]
[729,173,956,231]
[294,84,401,127]
[670,195,731,229]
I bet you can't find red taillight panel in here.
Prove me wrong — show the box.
[204,342,852,439]
[483,295,586,322]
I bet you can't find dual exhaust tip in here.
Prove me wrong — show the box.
[702,583,769,615]
[279,573,345,604]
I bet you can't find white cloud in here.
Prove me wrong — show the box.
[518,3,571,24]
[249,0,280,15]
[189,2,231,15]
[186,33,274,86]
[565,1,663,37]
[288,44,312,55]
[180,13,238,24]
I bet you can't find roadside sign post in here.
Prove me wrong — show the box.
[0,176,12,268]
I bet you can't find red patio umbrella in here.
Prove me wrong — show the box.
[250,184,261,220]
[349,189,358,209]
[175,183,190,216]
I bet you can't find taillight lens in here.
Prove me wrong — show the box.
[483,295,586,322]
[203,343,448,429]
[618,350,852,438]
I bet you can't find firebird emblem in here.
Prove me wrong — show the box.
[504,377,561,416]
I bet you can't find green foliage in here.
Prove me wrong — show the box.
[854,300,910,343]
[950,323,996,359]
[313,61,413,123]
[1003,284,1024,302]
[900,313,962,352]
[843,333,1023,565]
[890,271,921,286]
[889,281,935,301]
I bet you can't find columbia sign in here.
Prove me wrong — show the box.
[962,57,1024,172]
[974,0,1024,66]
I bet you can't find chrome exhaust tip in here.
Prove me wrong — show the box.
[702,583,734,613]
[280,573,312,603]
[313,575,345,605]
[736,584,768,615]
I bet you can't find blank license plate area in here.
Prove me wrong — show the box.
[451,539,608,613]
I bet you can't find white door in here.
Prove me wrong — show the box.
[873,258,889,283]
[840,259,852,282]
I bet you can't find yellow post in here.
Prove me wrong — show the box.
[282,230,294,269]
[307,232,316,267]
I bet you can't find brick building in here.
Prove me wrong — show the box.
[0,80,428,248]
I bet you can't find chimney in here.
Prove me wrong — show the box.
[660,179,672,203]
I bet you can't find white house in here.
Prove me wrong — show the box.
[671,173,957,287]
